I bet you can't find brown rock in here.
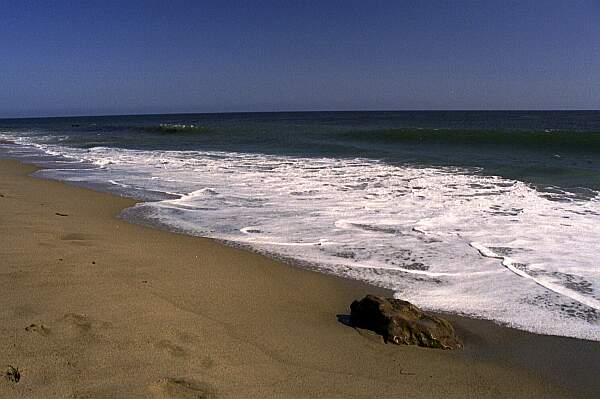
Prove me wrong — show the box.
[350,295,462,349]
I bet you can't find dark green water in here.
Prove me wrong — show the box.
[2,111,600,195]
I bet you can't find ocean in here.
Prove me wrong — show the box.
[1,111,600,341]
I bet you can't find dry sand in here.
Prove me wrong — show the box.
[1,158,599,398]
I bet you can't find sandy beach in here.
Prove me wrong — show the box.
[1,158,599,398]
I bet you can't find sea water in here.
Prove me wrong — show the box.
[1,111,599,340]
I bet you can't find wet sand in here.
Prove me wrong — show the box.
[1,158,599,398]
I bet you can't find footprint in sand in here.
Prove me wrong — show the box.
[60,233,95,241]
[63,313,93,334]
[25,323,51,336]
[200,357,215,369]
[59,313,111,338]
[69,387,116,398]
[59,233,95,247]
[149,378,217,399]
[171,333,215,368]
[156,340,187,358]
[155,337,214,367]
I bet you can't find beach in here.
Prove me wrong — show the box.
[3,112,600,343]
[1,158,599,398]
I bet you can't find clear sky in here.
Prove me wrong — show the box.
[1,0,599,117]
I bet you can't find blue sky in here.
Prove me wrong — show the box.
[1,0,599,117]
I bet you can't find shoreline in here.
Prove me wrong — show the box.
[1,158,599,398]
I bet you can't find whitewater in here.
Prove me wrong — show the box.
[1,133,600,341]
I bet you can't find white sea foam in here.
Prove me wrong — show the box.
[470,242,600,312]
[2,134,600,341]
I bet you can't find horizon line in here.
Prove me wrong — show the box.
[2,108,600,121]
